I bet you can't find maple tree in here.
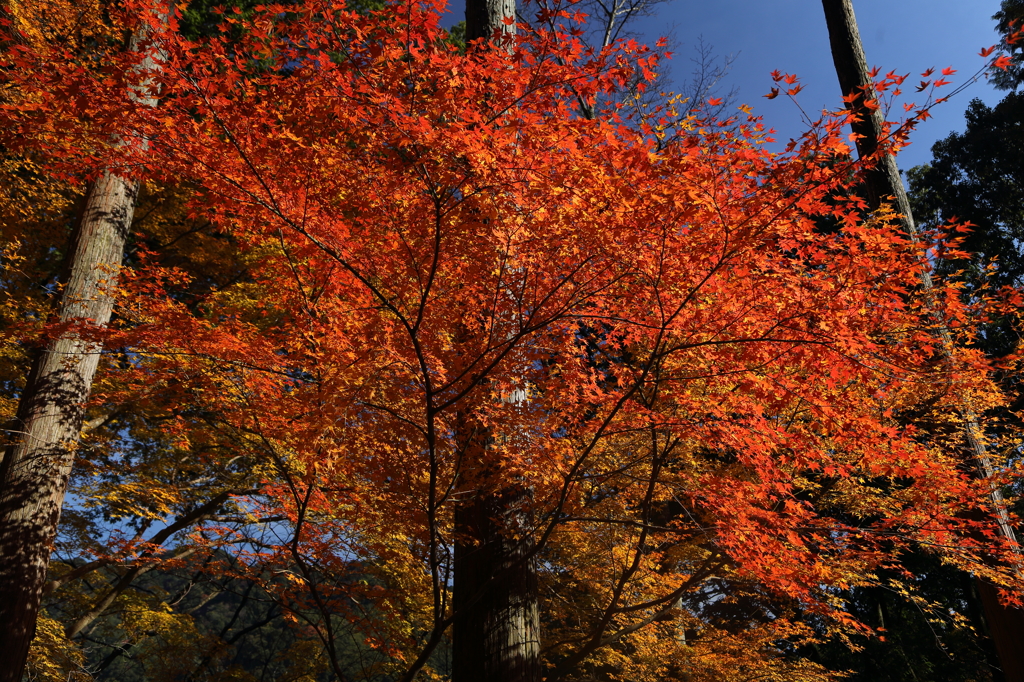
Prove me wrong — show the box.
[3,0,1024,680]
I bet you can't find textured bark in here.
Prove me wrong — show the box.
[820,0,898,212]
[821,0,1018,540]
[0,21,162,682]
[453,488,541,682]
[465,0,516,44]
[821,2,1024,680]
[978,580,1024,682]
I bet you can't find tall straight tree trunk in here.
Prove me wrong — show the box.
[0,18,163,682]
[820,2,1024,680]
[452,2,541,681]
[453,483,541,682]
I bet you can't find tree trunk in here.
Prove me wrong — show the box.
[820,0,905,212]
[465,0,516,44]
[0,19,162,682]
[450,3,541,681]
[821,2,1024,679]
[976,580,1024,682]
[453,488,541,682]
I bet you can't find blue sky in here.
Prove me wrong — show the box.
[442,0,1008,171]
[630,0,1007,171]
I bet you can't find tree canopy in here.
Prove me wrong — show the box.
[2,0,1022,680]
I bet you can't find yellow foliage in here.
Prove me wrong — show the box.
[24,615,89,682]
[0,156,81,444]
[4,0,120,51]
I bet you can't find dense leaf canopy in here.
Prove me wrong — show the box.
[2,0,1022,679]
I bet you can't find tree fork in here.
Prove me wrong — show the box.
[0,14,164,681]
[821,2,1024,679]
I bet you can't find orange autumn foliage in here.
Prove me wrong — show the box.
[3,0,1022,678]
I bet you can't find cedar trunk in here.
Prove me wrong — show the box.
[820,1,1024,679]
[0,172,139,681]
[0,19,161,681]
[465,0,516,44]
[453,489,541,682]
